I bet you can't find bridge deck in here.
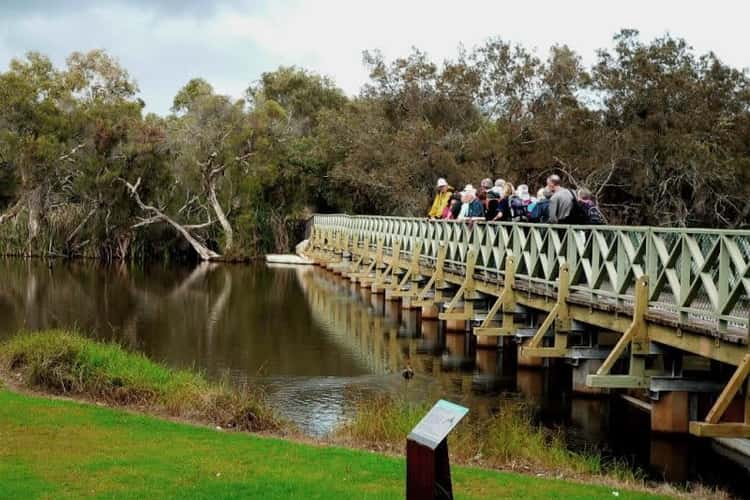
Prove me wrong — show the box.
[307,214,750,436]
[310,215,750,346]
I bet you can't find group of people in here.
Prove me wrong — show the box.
[427,175,605,225]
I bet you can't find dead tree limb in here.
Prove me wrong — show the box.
[66,207,97,246]
[0,196,26,225]
[200,154,234,252]
[119,177,221,261]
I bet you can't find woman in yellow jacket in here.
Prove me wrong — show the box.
[428,178,454,219]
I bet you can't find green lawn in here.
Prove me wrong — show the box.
[0,389,668,499]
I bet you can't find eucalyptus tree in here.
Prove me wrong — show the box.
[0,50,152,257]
[242,67,346,250]
[591,30,750,226]
[165,79,252,257]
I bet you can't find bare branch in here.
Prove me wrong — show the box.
[118,177,221,261]
[59,143,86,163]
[552,156,582,188]
[66,207,97,245]
[0,196,26,225]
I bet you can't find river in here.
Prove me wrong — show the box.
[0,258,748,495]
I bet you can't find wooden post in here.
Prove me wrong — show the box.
[406,399,467,500]
[521,264,570,358]
[406,439,452,500]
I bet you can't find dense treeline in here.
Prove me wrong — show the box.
[1,30,749,261]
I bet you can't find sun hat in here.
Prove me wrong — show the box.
[461,184,477,196]
[436,178,448,188]
[516,184,531,201]
[494,179,506,188]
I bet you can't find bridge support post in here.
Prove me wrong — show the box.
[521,264,571,359]
[311,226,333,264]
[439,250,479,332]
[473,256,517,339]
[652,391,689,433]
[414,244,448,320]
[350,236,378,284]
[324,227,344,269]
[347,235,368,280]
[329,229,352,274]
[586,276,650,389]
[384,241,423,306]
[357,237,384,287]
[689,353,750,437]
[572,359,608,395]
[341,233,362,278]
[373,239,401,294]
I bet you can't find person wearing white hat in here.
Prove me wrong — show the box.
[516,184,532,202]
[457,184,485,221]
[428,178,454,219]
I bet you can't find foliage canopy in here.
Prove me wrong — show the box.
[1,31,749,261]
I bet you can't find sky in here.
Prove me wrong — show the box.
[1,0,749,115]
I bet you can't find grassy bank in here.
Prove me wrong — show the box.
[0,388,668,499]
[338,395,636,481]
[0,331,720,498]
[0,330,280,433]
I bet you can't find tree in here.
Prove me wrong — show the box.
[592,30,750,225]
[3,32,749,262]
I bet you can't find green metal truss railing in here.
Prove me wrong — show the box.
[310,214,750,336]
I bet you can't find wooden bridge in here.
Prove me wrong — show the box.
[304,214,750,438]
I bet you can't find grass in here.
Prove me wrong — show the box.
[338,394,639,481]
[0,330,280,433]
[0,388,670,499]
[0,331,723,498]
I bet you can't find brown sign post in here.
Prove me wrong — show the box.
[406,400,469,499]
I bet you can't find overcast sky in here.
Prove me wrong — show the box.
[2,0,749,115]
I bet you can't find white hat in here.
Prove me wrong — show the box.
[516,184,530,201]
[494,179,506,188]
[461,184,477,195]
[436,178,448,188]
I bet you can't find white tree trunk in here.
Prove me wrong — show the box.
[208,180,234,252]
[120,178,221,261]
[26,188,43,256]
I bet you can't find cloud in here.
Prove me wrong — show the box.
[222,0,750,94]
[1,0,748,114]
[0,1,273,114]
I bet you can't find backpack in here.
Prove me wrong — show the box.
[528,199,550,223]
[585,205,606,225]
[508,195,529,221]
[560,189,588,225]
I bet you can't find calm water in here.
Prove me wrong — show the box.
[1,258,748,494]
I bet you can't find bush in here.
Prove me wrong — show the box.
[338,394,640,481]
[0,330,281,432]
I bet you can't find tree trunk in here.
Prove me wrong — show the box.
[26,188,43,256]
[208,180,234,252]
[121,177,221,261]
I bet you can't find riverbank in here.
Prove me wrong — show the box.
[338,394,638,480]
[0,330,281,433]
[0,388,670,499]
[0,331,722,498]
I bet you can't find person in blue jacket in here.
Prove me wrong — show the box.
[456,185,485,221]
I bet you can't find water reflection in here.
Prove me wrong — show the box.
[0,260,373,381]
[0,259,748,494]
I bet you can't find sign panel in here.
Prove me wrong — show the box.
[407,399,469,450]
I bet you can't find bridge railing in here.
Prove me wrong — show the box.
[311,214,750,335]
